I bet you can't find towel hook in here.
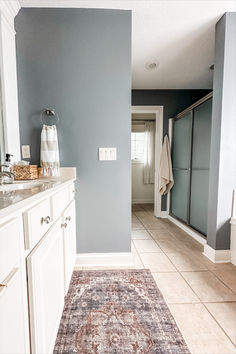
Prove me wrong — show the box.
[40,108,59,125]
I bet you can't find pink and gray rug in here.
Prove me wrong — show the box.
[54,269,189,353]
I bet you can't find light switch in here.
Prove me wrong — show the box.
[22,145,31,159]
[99,148,117,161]
[110,148,117,160]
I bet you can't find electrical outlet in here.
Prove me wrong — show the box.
[98,148,117,161]
[22,145,31,159]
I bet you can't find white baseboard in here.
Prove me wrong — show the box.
[132,199,154,204]
[203,244,231,263]
[168,215,206,246]
[230,219,236,266]
[75,252,134,267]
[161,211,168,218]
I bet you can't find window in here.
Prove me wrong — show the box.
[131,132,145,162]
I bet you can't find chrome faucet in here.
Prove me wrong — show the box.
[0,165,15,185]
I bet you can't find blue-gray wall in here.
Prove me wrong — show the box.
[132,89,211,210]
[15,8,131,253]
[207,12,236,250]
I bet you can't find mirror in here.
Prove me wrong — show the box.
[0,82,5,164]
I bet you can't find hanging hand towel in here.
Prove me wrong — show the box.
[40,125,60,177]
[159,135,174,195]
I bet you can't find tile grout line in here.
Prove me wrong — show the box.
[134,213,180,273]
[134,211,184,273]
[132,208,236,348]
[134,211,209,274]
[134,211,236,293]
[202,302,236,348]
[132,210,236,290]
[133,210,198,353]
[136,252,145,268]
[208,268,236,295]
[153,241,236,347]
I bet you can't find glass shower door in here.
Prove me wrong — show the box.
[189,99,212,234]
[171,112,192,222]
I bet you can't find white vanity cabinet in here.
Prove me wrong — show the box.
[62,200,76,293]
[0,176,77,354]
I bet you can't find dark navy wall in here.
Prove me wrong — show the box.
[15,8,131,253]
[132,89,211,135]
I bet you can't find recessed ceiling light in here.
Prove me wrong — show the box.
[145,61,159,70]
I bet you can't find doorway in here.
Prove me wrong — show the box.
[131,106,163,217]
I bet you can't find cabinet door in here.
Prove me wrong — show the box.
[27,220,64,354]
[0,268,29,354]
[63,200,76,293]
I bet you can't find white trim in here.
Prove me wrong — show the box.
[0,1,20,33]
[75,252,134,267]
[131,159,144,165]
[132,106,163,218]
[168,215,206,246]
[230,219,236,265]
[0,2,21,162]
[167,118,174,214]
[161,211,168,218]
[132,199,154,204]
[203,244,231,263]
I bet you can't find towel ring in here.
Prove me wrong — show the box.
[40,109,59,125]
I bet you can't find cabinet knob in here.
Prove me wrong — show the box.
[0,283,7,288]
[41,216,51,224]
[61,222,68,228]
[65,216,71,222]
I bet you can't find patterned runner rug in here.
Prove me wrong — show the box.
[54,269,189,353]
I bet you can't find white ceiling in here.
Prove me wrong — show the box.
[19,0,236,89]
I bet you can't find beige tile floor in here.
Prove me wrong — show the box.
[79,203,236,353]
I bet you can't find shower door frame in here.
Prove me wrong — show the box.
[169,91,213,237]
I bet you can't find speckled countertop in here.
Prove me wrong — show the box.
[0,180,61,209]
[0,168,76,219]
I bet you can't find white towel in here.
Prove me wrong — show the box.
[159,135,174,195]
[40,125,60,177]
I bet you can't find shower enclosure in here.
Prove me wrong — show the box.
[170,92,213,236]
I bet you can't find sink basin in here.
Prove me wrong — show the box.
[0,181,47,192]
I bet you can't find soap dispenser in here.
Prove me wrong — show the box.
[4,153,13,172]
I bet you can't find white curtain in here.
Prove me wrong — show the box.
[143,121,155,184]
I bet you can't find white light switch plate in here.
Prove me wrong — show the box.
[22,145,31,159]
[99,148,117,161]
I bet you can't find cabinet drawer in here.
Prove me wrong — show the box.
[23,198,52,250]
[0,218,21,281]
[51,187,69,220]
